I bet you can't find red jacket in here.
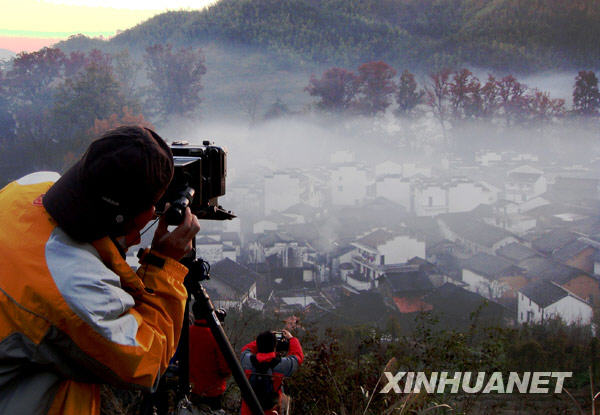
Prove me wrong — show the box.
[189,320,231,397]
[239,337,304,415]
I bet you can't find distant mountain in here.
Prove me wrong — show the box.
[0,48,16,61]
[55,0,600,73]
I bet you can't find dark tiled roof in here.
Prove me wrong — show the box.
[336,292,390,325]
[470,203,494,219]
[381,265,434,293]
[422,283,505,321]
[439,214,516,248]
[283,203,320,216]
[531,229,578,255]
[496,242,539,263]
[221,232,241,244]
[553,239,594,262]
[406,257,444,275]
[508,172,541,183]
[278,223,322,246]
[461,252,523,278]
[518,257,588,284]
[404,216,444,245]
[520,280,569,308]
[196,236,220,245]
[209,258,258,294]
[354,229,396,250]
[256,231,295,246]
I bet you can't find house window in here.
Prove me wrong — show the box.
[428,196,433,207]
[338,185,343,191]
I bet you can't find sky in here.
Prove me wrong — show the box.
[0,0,218,54]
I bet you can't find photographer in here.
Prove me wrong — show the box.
[0,126,200,414]
[240,330,304,415]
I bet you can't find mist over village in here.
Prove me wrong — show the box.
[1,0,600,413]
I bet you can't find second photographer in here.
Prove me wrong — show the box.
[240,330,304,415]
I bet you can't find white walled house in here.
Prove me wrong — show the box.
[461,252,526,300]
[504,165,547,203]
[413,180,446,216]
[375,161,403,177]
[203,258,260,311]
[375,175,411,210]
[350,228,426,286]
[330,164,370,206]
[447,180,498,213]
[489,199,537,235]
[264,171,303,215]
[438,214,519,255]
[518,280,592,326]
[412,177,498,217]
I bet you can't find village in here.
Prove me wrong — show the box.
[129,148,600,331]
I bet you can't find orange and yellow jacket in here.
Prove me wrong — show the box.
[0,172,189,415]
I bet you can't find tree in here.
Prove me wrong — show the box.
[112,50,139,100]
[394,69,423,117]
[425,68,452,140]
[448,68,481,120]
[264,98,290,120]
[480,75,499,119]
[0,69,15,142]
[6,47,66,107]
[305,67,358,113]
[144,44,207,119]
[355,61,397,116]
[573,70,600,116]
[63,51,87,78]
[238,87,264,125]
[89,107,153,138]
[528,90,565,130]
[496,75,528,126]
[51,61,128,164]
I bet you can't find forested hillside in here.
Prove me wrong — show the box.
[57,0,600,72]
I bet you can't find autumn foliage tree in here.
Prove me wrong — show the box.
[144,44,207,119]
[449,68,482,120]
[496,75,528,126]
[354,61,397,116]
[5,47,66,107]
[305,67,358,113]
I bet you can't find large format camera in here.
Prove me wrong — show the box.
[157,140,235,224]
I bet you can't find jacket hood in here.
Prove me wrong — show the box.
[255,352,277,363]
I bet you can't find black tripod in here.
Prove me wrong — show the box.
[172,244,265,415]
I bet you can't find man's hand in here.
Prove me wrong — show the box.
[281,329,293,340]
[151,207,200,261]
